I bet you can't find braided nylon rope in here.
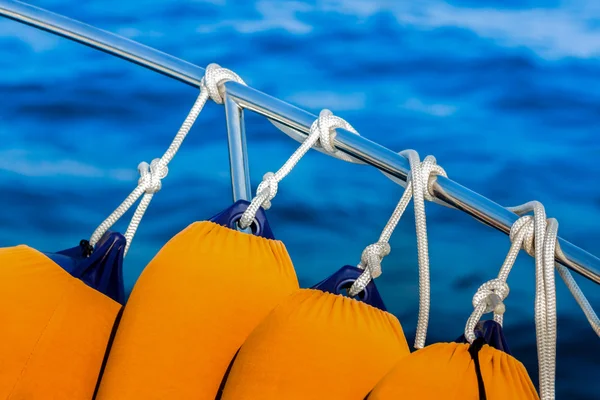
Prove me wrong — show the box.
[465,201,600,400]
[238,109,359,229]
[90,63,245,255]
[84,61,599,400]
[348,149,446,350]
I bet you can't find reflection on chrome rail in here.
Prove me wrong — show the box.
[1,0,599,284]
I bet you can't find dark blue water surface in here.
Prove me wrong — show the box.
[1,0,599,398]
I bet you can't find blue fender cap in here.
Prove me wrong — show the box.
[455,320,512,355]
[209,200,274,240]
[44,231,126,304]
[311,265,387,311]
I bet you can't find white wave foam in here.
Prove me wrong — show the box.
[320,0,600,59]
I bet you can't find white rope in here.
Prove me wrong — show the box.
[465,201,600,400]
[238,109,360,229]
[516,202,557,400]
[464,217,530,341]
[89,63,245,256]
[348,149,446,350]
[555,256,600,337]
[268,118,366,164]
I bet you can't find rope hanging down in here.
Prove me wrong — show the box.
[89,63,245,255]
[464,201,600,400]
[348,150,446,350]
[238,109,360,229]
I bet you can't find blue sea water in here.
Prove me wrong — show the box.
[1,0,599,397]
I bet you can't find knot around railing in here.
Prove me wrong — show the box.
[311,109,359,162]
[239,109,360,229]
[203,63,246,104]
[414,155,447,202]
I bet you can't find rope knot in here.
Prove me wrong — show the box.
[138,158,168,194]
[311,109,359,158]
[358,242,391,279]
[347,242,390,297]
[419,155,447,202]
[401,151,447,202]
[255,172,278,210]
[472,278,510,315]
[238,109,359,229]
[509,214,535,255]
[238,172,278,229]
[509,213,556,258]
[203,63,246,104]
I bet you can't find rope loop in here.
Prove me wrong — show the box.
[348,151,445,292]
[464,213,535,345]
[89,63,246,255]
[509,214,535,255]
[418,155,447,202]
[464,200,599,400]
[202,63,246,104]
[464,276,511,344]
[345,150,446,350]
[239,109,359,228]
[312,109,359,160]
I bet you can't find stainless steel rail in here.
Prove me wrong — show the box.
[224,93,252,202]
[0,0,205,85]
[1,0,599,285]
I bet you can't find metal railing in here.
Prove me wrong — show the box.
[1,0,599,285]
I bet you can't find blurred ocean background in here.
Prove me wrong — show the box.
[1,0,599,397]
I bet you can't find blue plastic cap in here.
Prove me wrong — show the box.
[44,231,126,304]
[209,200,275,240]
[311,265,387,311]
[455,320,512,355]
